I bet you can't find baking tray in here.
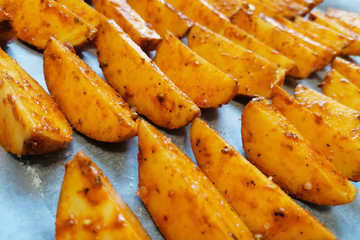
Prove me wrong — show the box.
[0,0,359,239]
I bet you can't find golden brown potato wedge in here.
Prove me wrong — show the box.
[241,97,357,205]
[309,11,360,55]
[294,84,360,142]
[257,0,308,19]
[93,0,161,51]
[188,24,285,98]
[96,20,200,129]
[154,32,238,108]
[1,0,96,50]
[0,48,72,156]
[204,0,243,18]
[326,8,360,36]
[332,57,360,88]
[190,118,336,239]
[137,120,254,240]
[272,86,360,181]
[242,0,279,17]
[321,69,360,111]
[56,151,151,240]
[127,0,193,37]
[166,0,295,72]
[294,17,353,54]
[44,38,137,142]
[231,9,318,78]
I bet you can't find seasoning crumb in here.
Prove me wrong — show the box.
[304,182,312,191]
[264,222,270,230]
[83,219,92,227]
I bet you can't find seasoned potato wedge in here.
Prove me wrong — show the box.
[326,8,360,36]
[137,120,254,240]
[321,69,360,111]
[0,48,72,156]
[272,86,360,181]
[0,9,16,47]
[257,0,308,19]
[294,84,360,142]
[294,17,353,53]
[44,38,137,142]
[96,20,200,129]
[188,24,285,98]
[56,151,151,240]
[309,11,360,55]
[242,0,279,17]
[1,0,96,50]
[166,0,295,71]
[241,97,357,205]
[93,0,161,51]
[204,0,243,18]
[332,57,360,88]
[232,9,318,78]
[127,0,192,37]
[154,32,238,108]
[190,118,336,239]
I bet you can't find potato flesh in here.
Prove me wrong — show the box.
[1,0,96,50]
[332,57,360,88]
[96,20,200,129]
[294,84,360,142]
[190,118,336,239]
[154,32,238,108]
[241,97,357,205]
[127,0,193,37]
[93,0,161,51]
[44,38,137,142]
[272,86,360,181]
[188,24,285,98]
[231,9,318,78]
[56,151,151,240]
[137,120,254,240]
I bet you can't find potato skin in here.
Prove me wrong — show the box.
[56,151,151,240]
[137,120,254,240]
[154,32,238,108]
[0,48,72,156]
[1,0,96,50]
[190,118,336,240]
[241,97,357,205]
[96,20,200,129]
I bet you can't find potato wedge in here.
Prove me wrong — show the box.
[231,9,318,78]
[188,24,285,98]
[242,0,279,17]
[166,0,295,72]
[309,11,360,55]
[241,97,357,205]
[44,38,137,142]
[272,86,360,181]
[332,57,360,88]
[137,120,254,240]
[203,0,243,18]
[294,17,353,54]
[1,0,96,50]
[127,0,192,37]
[93,0,161,51]
[56,151,151,240]
[96,20,200,129]
[0,48,72,156]
[326,8,360,36]
[256,0,308,19]
[321,69,360,111]
[154,32,238,108]
[294,84,360,142]
[190,118,336,239]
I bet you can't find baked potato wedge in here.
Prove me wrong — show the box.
[56,151,151,240]
[188,24,285,98]
[127,0,193,37]
[256,0,308,19]
[231,9,318,78]
[203,0,243,18]
[309,11,360,55]
[93,0,161,51]
[1,0,96,50]
[154,32,238,108]
[294,84,360,142]
[332,57,360,88]
[44,38,137,142]
[0,48,72,156]
[241,97,357,205]
[326,8,360,36]
[96,20,200,129]
[241,0,279,18]
[272,86,360,181]
[190,118,336,239]
[137,120,254,240]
